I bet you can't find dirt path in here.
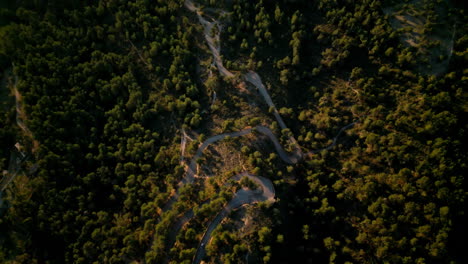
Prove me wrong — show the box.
[13,75,27,134]
[180,128,188,164]
[13,72,39,151]
[1,72,35,195]
[446,24,456,65]
[14,87,29,135]
[211,91,217,105]
[0,148,28,211]
[305,121,358,156]
[0,158,25,192]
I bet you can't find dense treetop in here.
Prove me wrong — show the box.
[0,0,466,263]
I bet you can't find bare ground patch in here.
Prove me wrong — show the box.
[383,0,456,75]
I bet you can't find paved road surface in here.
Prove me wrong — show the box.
[168,115,302,213]
[193,173,275,264]
[148,2,360,263]
[185,0,234,78]
[163,171,275,264]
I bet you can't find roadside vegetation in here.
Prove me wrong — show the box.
[0,0,466,264]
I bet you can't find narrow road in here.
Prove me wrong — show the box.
[211,91,217,105]
[184,2,301,152]
[160,128,255,213]
[243,72,284,127]
[148,119,357,263]
[163,172,275,264]
[13,71,39,151]
[146,2,361,263]
[243,71,302,149]
[162,200,209,264]
[305,121,358,156]
[13,76,31,135]
[180,124,300,196]
[180,128,187,164]
[185,0,234,78]
[161,119,355,255]
[193,173,275,264]
[446,23,457,66]
[0,72,35,196]
[0,148,28,212]
[0,153,26,192]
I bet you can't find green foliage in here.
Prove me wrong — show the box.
[0,0,201,263]
[0,0,465,263]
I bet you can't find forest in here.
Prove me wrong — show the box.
[0,0,466,263]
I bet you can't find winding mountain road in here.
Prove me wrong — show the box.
[160,124,297,214]
[158,119,355,263]
[193,173,274,264]
[163,172,274,264]
[185,0,234,78]
[148,2,359,263]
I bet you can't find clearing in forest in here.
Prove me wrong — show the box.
[383,0,456,75]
